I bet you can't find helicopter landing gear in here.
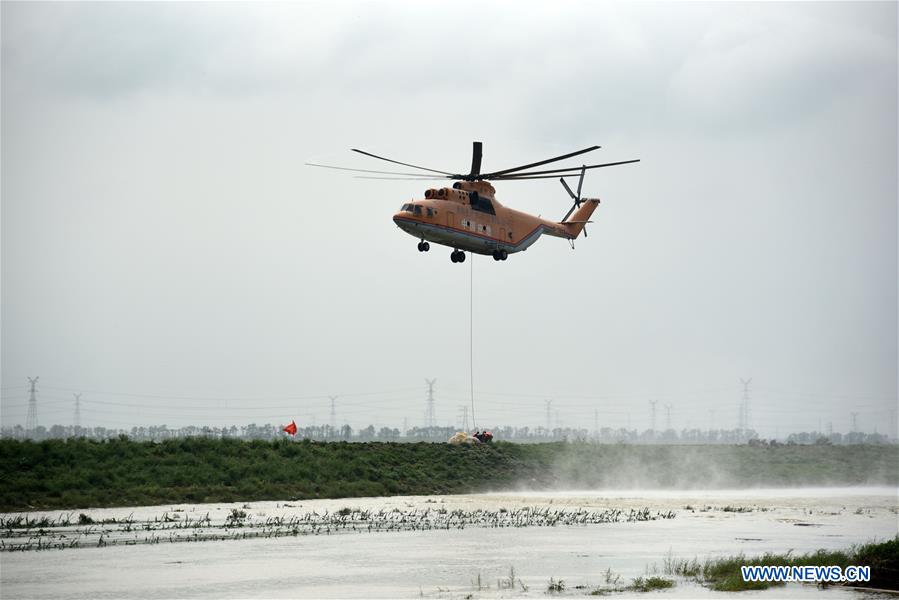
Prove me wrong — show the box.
[492,249,508,261]
[417,241,430,252]
[450,250,466,263]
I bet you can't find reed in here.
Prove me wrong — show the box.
[0,504,675,552]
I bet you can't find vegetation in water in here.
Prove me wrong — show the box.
[627,576,675,591]
[681,537,899,591]
[546,577,565,593]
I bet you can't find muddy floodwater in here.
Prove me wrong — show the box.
[2,487,897,598]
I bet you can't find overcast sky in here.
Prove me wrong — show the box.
[2,2,896,437]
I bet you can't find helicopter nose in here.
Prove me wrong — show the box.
[393,211,412,230]
[393,212,421,237]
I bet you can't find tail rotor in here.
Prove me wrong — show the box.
[560,165,589,236]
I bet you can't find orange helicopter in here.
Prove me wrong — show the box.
[308,142,638,262]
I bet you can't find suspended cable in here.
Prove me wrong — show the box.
[470,253,477,431]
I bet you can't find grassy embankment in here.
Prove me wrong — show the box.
[1,438,896,511]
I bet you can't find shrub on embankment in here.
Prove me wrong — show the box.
[0,438,895,511]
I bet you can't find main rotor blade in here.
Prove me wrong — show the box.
[355,176,450,180]
[306,162,450,177]
[351,148,455,176]
[560,177,577,200]
[492,159,641,179]
[480,145,601,178]
[576,165,585,199]
[469,141,483,179]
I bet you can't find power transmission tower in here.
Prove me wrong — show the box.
[664,404,672,431]
[594,408,599,439]
[74,393,82,429]
[544,400,553,437]
[26,377,39,433]
[329,396,337,438]
[649,400,658,435]
[739,378,752,435]
[458,405,470,431]
[425,379,436,428]
[850,412,859,432]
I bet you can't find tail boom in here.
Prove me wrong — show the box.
[558,198,600,238]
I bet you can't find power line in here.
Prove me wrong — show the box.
[28,393,423,412]
[39,384,421,402]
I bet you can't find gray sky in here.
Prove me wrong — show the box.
[2,1,896,437]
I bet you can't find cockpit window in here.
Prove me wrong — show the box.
[413,205,422,216]
[400,203,414,213]
[469,192,496,215]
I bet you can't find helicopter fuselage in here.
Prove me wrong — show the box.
[392,181,597,258]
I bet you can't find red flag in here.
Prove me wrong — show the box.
[283,420,298,436]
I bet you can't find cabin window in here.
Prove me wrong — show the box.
[426,207,434,217]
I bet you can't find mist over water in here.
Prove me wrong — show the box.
[537,444,899,491]
[491,486,899,500]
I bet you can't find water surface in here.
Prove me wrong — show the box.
[2,487,896,598]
